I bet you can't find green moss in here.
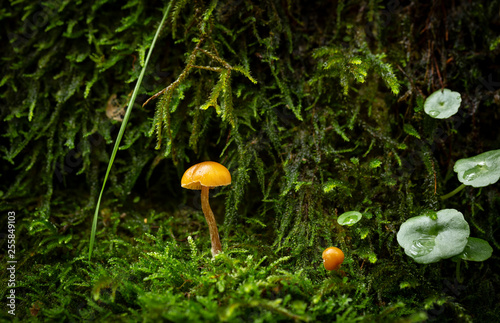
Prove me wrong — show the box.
[1,0,500,321]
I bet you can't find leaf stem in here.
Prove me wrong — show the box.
[440,183,466,200]
[456,258,463,284]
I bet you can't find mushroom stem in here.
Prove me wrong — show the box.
[201,186,222,256]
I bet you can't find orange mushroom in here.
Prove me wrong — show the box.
[322,247,345,271]
[181,161,231,257]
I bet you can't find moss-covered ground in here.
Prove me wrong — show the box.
[1,0,499,321]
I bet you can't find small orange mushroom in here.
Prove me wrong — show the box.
[322,247,345,271]
[181,161,231,257]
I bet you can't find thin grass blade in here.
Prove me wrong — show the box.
[88,3,172,260]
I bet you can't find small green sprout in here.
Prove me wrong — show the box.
[397,209,470,264]
[337,211,362,226]
[442,149,500,200]
[424,88,462,119]
[452,237,493,283]
[369,159,382,168]
[453,237,493,262]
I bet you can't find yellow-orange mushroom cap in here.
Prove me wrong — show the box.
[181,161,231,190]
[322,247,345,271]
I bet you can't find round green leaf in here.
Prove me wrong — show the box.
[454,149,500,187]
[397,209,470,264]
[423,89,462,119]
[455,237,493,262]
[338,211,362,226]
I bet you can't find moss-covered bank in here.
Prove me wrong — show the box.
[1,0,499,321]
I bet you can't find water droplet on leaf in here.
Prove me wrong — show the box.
[428,110,440,117]
[463,164,489,182]
[408,235,435,257]
[343,216,358,225]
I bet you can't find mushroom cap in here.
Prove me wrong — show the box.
[322,247,345,271]
[181,161,231,190]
